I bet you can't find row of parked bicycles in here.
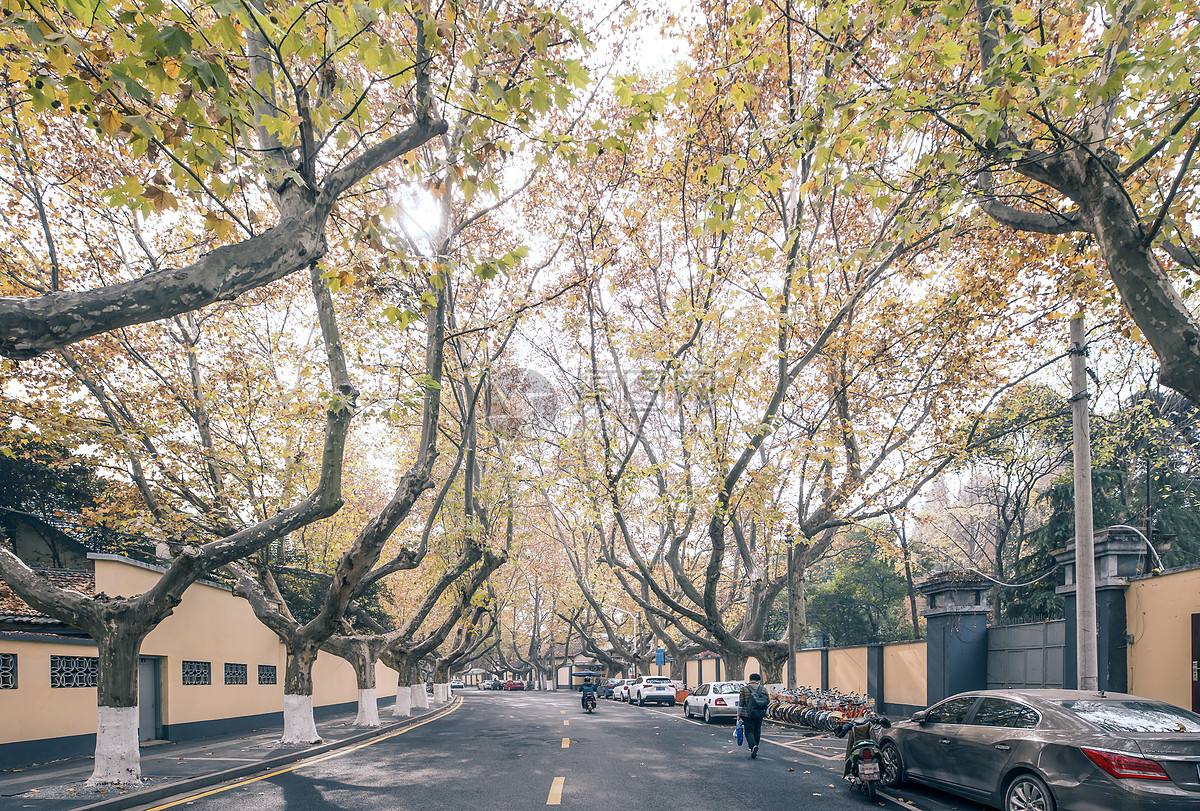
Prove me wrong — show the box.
[765,686,877,732]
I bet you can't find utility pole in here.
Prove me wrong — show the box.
[1070,314,1098,691]
[786,541,797,690]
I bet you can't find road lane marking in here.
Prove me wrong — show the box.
[641,705,927,810]
[773,739,843,760]
[561,737,570,748]
[141,697,464,810]
[546,776,565,805]
[878,791,922,809]
[563,719,569,726]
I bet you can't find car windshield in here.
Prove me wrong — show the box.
[1060,700,1200,733]
[713,683,740,694]
[647,678,672,684]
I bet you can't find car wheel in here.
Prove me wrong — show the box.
[879,741,905,787]
[638,695,646,707]
[668,700,676,707]
[703,707,712,724]
[1005,773,1056,811]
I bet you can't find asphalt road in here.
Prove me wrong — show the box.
[136,691,991,810]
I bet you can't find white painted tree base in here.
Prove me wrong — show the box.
[281,694,322,745]
[410,682,429,709]
[86,706,141,786]
[392,685,413,718]
[433,683,449,703]
[353,689,380,727]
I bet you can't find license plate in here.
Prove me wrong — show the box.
[858,762,880,781]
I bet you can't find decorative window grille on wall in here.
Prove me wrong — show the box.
[0,653,16,689]
[224,663,248,685]
[258,664,278,685]
[50,655,98,688]
[182,660,212,686]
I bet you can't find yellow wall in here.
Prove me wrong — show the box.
[883,641,926,707]
[828,647,868,695]
[794,650,821,687]
[1128,567,1200,710]
[686,659,699,686]
[0,637,102,744]
[0,556,397,746]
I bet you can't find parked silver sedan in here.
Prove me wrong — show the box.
[879,689,1200,810]
[682,681,743,723]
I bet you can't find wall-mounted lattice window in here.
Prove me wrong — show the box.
[0,653,16,689]
[182,660,211,686]
[50,655,98,688]
[224,663,247,685]
[258,665,277,685]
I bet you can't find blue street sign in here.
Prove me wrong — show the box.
[655,647,665,667]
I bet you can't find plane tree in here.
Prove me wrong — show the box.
[529,2,1072,683]
[0,0,453,358]
[874,0,1200,401]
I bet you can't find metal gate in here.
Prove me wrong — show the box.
[987,620,1065,689]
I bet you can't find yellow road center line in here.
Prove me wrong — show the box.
[561,737,570,748]
[547,776,565,805]
[142,697,463,811]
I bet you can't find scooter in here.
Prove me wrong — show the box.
[836,714,891,803]
[582,692,597,713]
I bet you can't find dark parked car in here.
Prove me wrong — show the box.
[879,689,1200,811]
[602,678,620,699]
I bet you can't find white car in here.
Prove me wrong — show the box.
[613,678,635,702]
[631,675,677,706]
[682,681,743,723]
[450,679,465,689]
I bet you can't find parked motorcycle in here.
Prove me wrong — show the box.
[835,714,891,803]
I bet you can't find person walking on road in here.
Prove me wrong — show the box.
[739,673,769,759]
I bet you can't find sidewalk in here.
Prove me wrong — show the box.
[0,699,451,810]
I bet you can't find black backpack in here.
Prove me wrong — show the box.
[747,684,769,718]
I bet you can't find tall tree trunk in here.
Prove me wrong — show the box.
[432,661,451,703]
[410,663,430,710]
[386,656,416,718]
[282,642,321,744]
[88,628,145,785]
[788,557,808,671]
[758,650,787,686]
[669,655,686,682]
[899,530,921,639]
[351,647,380,727]
[721,652,747,682]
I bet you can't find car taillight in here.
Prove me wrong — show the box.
[714,698,726,706]
[1082,748,1171,781]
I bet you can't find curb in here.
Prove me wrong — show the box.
[74,697,463,811]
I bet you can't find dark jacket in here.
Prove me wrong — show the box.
[739,682,767,718]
